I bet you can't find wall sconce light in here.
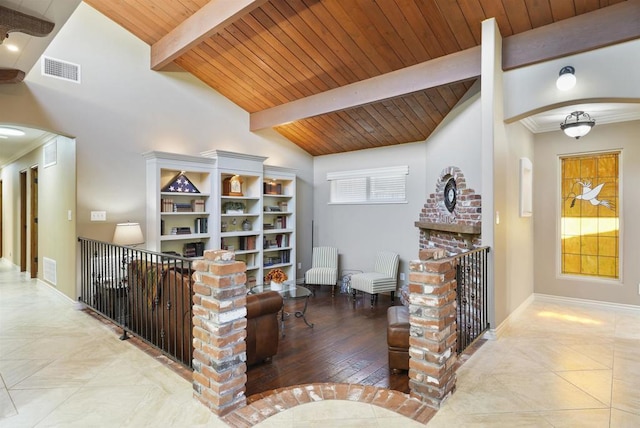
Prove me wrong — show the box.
[556,66,576,91]
[113,222,144,246]
[560,111,595,139]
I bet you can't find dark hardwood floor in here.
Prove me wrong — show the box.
[246,286,409,397]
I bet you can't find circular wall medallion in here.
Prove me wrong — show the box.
[444,177,457,213]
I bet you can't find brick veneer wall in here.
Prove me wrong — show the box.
[419,166,481,254]
[191,250,248,416]
[407,248,458,409]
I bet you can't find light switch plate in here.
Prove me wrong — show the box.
[91,211,106,221]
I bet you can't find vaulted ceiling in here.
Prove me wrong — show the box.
[23,1,640,155]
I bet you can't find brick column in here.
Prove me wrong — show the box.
[192,250,248,416]
[407,248,458,409]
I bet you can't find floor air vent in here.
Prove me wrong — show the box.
[42,56,81,83]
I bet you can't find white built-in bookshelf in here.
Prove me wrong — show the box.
[144,150,296,285]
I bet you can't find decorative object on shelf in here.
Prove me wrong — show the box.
[223,174,243,196]
[265,268,287,286]
[560,111,595,139]
[161,172,200,193]
[242,218,251,231]
[223,201,245,214]
[264,179,282,195]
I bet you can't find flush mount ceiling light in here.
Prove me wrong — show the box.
[560,111,595,139]
[0,126,25,136]
[556,66,576,91]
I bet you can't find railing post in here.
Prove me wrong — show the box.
[191,250,248,416]
[408,248,458,409]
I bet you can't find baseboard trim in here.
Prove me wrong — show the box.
[484,293,535,340]
[36,278,77,305]
[534,293,640,313]
[0,258,20,271]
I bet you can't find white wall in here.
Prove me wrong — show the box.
[424,85,482,193]
[504,123,535,311]
[0,3,313,299]
[534,120,640,306]
[503,39,640,121]
[312,84,483,291]
[312,141,426,284]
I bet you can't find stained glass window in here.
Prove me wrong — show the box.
[560,152,619,279]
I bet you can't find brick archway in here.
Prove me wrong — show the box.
[222,383,435,426]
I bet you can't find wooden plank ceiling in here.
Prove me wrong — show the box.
[84,0,627,156]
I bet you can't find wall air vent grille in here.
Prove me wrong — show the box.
[42,56,81,83]
[43,257,57,285]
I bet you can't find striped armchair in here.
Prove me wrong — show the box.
[304,246,339,296]
[350,251,399,306]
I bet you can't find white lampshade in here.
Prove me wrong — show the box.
[113,222,144,246]
[563,123,592,139]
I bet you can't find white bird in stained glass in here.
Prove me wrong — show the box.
[571,181,614,209]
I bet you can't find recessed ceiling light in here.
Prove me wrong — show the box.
[0,127,26,136]
[6,44,19,52]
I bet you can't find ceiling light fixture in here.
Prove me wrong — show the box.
[0,126,26,136]
[560,111,595,139]
[556,66,576,91]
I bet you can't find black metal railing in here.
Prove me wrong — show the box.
[454,246,490,354]
[78,237,194,368]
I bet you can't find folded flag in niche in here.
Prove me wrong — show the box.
[162,173,200,193]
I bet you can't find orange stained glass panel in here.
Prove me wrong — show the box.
[560,152,619,279]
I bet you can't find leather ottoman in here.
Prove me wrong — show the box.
[387,305,410,373]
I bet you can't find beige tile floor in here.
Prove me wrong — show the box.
[1,259,639,427]
[428,297,640,427]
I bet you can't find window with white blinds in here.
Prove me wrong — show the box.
[327,166,408,204]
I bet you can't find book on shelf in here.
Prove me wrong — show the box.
[183,242,204,258]
[275,234,288,248]
[171,226,192,235]
[161,198,174,212]
[239,235,256,251]
[247,275,257,287]
[174,203,192,212]
[194,217,208,234]
[274,216,286,229]
[191,199,205,212]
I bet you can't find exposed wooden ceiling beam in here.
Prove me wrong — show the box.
[503,0,640,70]
[0,68,25,83]
[250,46,481,131]
[0,5,54,44]
[151,0,268,71]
